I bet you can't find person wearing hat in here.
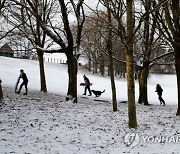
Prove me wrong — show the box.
[16,69,28,95]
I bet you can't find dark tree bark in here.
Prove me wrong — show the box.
[88,57,92,72]
[100,55,105,76]
[66,51,78,103]
[94,61,98,73]
[0,80,3,102]
[173,41,180,115]
[156,0,180,115]
[22,0,85,102]
[138,61,150,105]
[37,51,47,92]
[106,0,117,112]
[136,0,156,106]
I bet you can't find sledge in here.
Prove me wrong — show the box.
[80,83,93,86]
[119,100,128,104]
[93,99,109,103]
[15,76,20,92]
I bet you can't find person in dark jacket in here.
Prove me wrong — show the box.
[155,84,165,105]
[16,69,28,95]
[83,74,91,96]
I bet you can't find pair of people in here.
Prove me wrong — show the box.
[15,69,28,95]
[16,71,90,96]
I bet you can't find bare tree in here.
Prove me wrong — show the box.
[153,0,180,115]
[100,0,137,128]
[15,0,85,102]
[81,13,108,74]
[0,0,7,101]
[7,0,58,92]
[105,0,117,111]
[81,12,125,77]
[125,0,137,128]
[134,0,174,105]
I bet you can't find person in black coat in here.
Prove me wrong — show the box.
[155,84,165,105]
[16,69,28,95]
[83,74,91,96]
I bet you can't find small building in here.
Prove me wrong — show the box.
[0,43,13,57]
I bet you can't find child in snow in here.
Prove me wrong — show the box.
[16,69,28,95]
[155,84,165,105]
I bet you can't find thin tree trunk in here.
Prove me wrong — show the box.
[138,65,149,105]
[126,0,137,128]
[109,55,117,111]
[88,57,91,72]
[174,44,180,115]
[37,51,47,92]
[66,52,78,103]
[93,62,95,74]
[95,62,98,73]
[0,79,3,102]
[100,55,105,76]
[106,0,117,112]
[176,59,180,115]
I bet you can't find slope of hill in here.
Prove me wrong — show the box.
[0,57,180,154]
[0,56,177,105]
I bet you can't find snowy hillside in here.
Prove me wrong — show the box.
[0,56,177,105]
[0,57,180,154]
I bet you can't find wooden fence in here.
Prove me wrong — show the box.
[44,57,66,64]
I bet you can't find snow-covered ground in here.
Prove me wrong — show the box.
[0,56,177,105]
[0,57,180,154]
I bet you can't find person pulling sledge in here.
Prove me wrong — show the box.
[83,74,91,96]
[15,69,28,95]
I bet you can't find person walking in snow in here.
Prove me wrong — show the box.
[83,74,91,96]
[155,84,165,105]
[15,69,28,95]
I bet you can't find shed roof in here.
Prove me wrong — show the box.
[0,43,13,53]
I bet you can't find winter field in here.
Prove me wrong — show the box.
[0,56,180,154]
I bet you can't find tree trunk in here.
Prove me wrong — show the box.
[109,55,117,111]
[93,62,95,74]
[37,51,47,92]
[0,79,3,102]
[108,65,110,76]
[174,44,180,115]
[126,50,137,128]
[138,65,149,105]
[100,55,105,76]
[88,57,91,72]
[126,0,137,128]
[94,62,98,73]
[66,52,77,103]
[106,0,117,112]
